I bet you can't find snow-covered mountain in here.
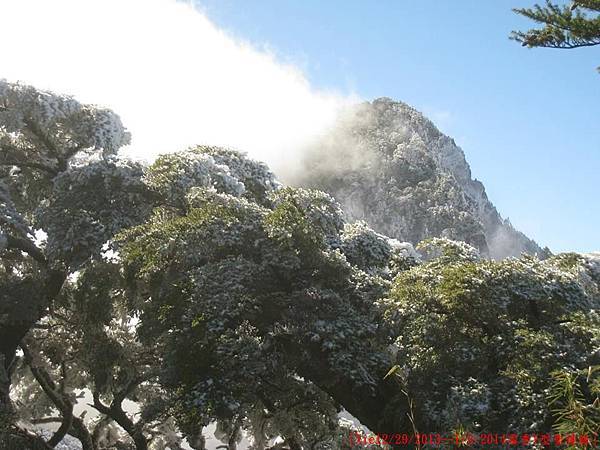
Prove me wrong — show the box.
[289,97,548,259]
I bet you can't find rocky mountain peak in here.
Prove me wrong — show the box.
[290,98,547,259]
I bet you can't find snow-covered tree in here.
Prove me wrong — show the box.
[117,153,402,448]
[379,241,600,435]
[0,80,148,448]
[2,81,598,450]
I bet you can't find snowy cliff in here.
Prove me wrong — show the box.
[290,97,547,259]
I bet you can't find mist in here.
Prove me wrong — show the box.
[0,0,550,260]
[0,0,354,176]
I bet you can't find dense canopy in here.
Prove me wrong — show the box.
[1,81,598,449]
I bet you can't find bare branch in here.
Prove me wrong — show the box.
[91,390,148,450]
[21,343,72,447]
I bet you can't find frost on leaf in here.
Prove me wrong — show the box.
[0,79,130,174]
[36,158,151,268]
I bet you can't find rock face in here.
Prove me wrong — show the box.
[290,97,547,259]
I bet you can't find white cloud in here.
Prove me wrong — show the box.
[0,0,354,175]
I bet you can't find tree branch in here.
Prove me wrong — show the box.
[30,417,95,450]
[90,390,148,450]
[21,343,72,448]
[0,160,59,175]
[22,117,65,170]
[5,234,47,265]
[530,39,600,48]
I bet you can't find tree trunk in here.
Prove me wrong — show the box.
[294,341,417,450]
[0,362,52,450]
[299,363,407,436]
[0,330,26,434]
[0,269,66,447]
[0,354,14,430]
[91,392,148,450]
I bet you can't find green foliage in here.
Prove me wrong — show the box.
[199,146,281,206]
[117,166,397,448]
[512,1,600,71]
[38,158,152,269]
[379,241,600,433]
[341,221,393,271]
[416,237,480,265]
[144,145,279,212]
[264,189,326,260]
[4,80,600,448]
[548,365,600,448]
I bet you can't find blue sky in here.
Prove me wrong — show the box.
[197,0,600,253]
